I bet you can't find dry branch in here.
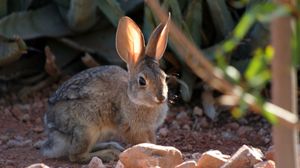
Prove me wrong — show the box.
[145,0,299,129]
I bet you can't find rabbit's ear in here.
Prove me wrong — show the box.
[145,14,170,60]
[116,16,145,65]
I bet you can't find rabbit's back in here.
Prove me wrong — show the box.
[49,65,128,105]
[45,66,128,132]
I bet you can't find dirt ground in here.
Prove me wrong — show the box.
[0,82,272,168]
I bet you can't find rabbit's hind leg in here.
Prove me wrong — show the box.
[41,130,70,158]
[89,148,121,162]
[68,125,99,163]
[92,141,124,152]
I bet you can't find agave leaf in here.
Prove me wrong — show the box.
[65,0,98,32]
[185,0,203,47]
[68,28,123,65]
[0,36,27,66]
[117,0,144,13]
[180,67,196,102]
[96,0,124,27]
[46,39,81,70]
[0,4,72,39]
[206,0,235,40]
[143,6,156,40]
[0,0,7,18]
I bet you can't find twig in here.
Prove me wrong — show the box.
[146,0,299,129]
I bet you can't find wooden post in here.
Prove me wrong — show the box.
[271,0,299,167]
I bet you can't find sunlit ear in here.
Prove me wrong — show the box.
[145,14,170,60]
[116,16,145,65]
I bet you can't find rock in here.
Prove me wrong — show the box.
[21,113,31,122]
[265,146,274,160]
[191,152,201,160]
[33,140,46,149]
[193,106,203,116]
[221,145,263,168]
[119,143,183,168]
[199,117,209,128]
[175,160,197,168]
[183,124,191,130]
[198,150,230,168]
[221,131,235,140]
[254,160,276,168]
[33,126,44,133]
[225,122,239,130]
[26,163,50,168]
[88,157,106,168]
[115,160,125,168]
[237,126,253,137]
[158,127,169,137]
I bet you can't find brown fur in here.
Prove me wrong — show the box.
[42,16,170,163]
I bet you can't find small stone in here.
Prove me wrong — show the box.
[26,163,50,168]
[171,121,180,129]
[33,126,44,133]
[115,160,125,168]
[88,157,105,168]
[175,160,197,168]
[176,111,189,120]
[221,145,263,168]
[226,122,239,130]
[21,113,31,122]
[191,152,201,160]
[221,131,235,140]
[254,160,276,168]
[158,127,169,137]
[199,117,209,128]
[119,143,183,168]
[193,106,203,116]
[198,150,230,168]
[183,124,191,130]
[34,140,46,149]
[265,146,274,161]
[237,126,253,137]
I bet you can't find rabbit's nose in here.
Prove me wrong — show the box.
[156,95,167,103]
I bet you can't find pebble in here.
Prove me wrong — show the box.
[199,117,209,128]
[33,126,44,133]
[21,114,31,122]
[221,131,235,140]
[88,157,105,168]
[26,163,50,168]
[193,106,203,117]
[158,127,169,137]
[237,126,253,137]
[183,124,191,130]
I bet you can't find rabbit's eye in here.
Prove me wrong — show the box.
[138,76,146,86]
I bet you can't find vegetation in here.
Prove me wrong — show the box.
[0,0,299,122]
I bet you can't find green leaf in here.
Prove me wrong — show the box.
[0,0,7,18]
[245,46,273,89]
[262,103,278,124]
[234,14,255,39]
[96,0,124,27]
[292,6,300,68]
[65,0,98,32]
[0,4,72,39]
[68,28,123,65]
[143,6,156,40]
[185,0,203,47]
[206,0,235,40]
[0,36,27,66]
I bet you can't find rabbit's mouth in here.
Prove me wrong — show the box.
[128,93,167,107]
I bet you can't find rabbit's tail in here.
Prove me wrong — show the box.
[41,130,69,158]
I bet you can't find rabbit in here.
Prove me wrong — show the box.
[41,15,170,163]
